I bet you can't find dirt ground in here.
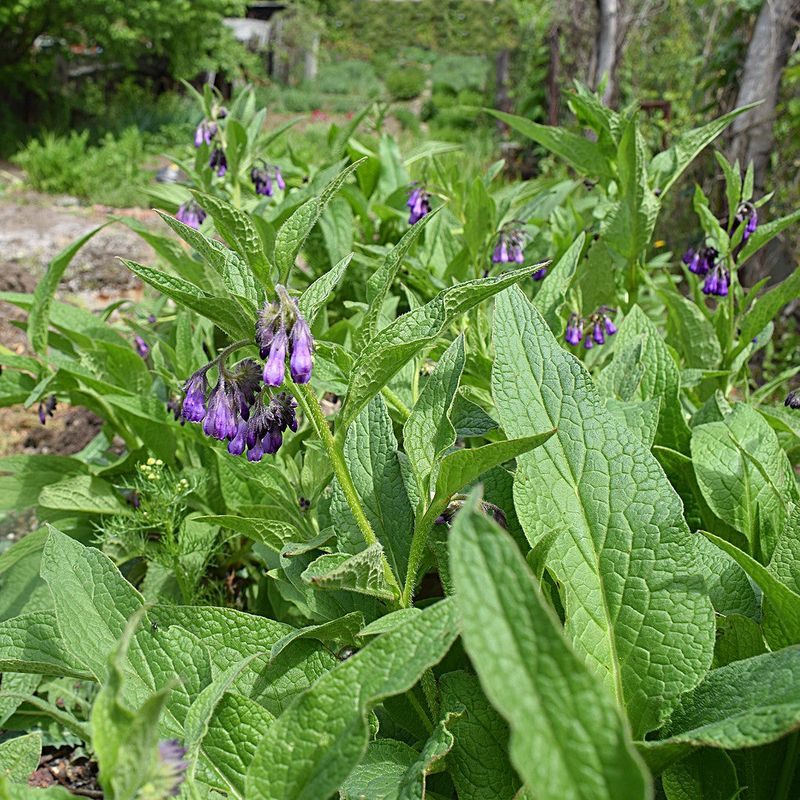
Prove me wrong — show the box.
[0,170,158,452]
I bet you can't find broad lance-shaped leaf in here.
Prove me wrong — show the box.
[661,750,739,800]
[244,598,459,800]
[648,105,753,196]
[29,222,109,354]
[691,404,797,562]
[301,545,398,601]
[330,395,414,581]
[403,335,465,494]
[701,531,800,650]
[485,108,615,180]
[0,732,42,783]
[598,305,691,452]
[298,252,353,326]
[191,190,273,293]
[275,158,366,283]
[492,287,715,737]
[156,210,260,305]
[639,647,800,773]
[449,492,651,800]
[439,671,521,800]
[342,264,547,428]
[269,612,363,662]
[121,260,253,340]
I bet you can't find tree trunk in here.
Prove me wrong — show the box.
[730,0,799,285]
[591,0,620,105]
[730,0,800,191]
[494,48,512,133]
[547,24,561,125]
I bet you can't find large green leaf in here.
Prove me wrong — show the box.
[28,223,109,354]
[532,232,584,334]
[244,598,459,800]
[598,305,691,452]
[450,492,650,800]
[691,405,797,562]
[301,545,399,601]
[733,268,800,356]
[298,253,354,326]
[342,266,546,428]
[492,287,714,737]
[403,335,465,493]
[0,733,41,784]
[641,647,800,771]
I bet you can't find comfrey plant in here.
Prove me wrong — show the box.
[406,183,431,224]
[4,87,800,800]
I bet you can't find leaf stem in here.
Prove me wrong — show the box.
[401,497,449,607]
[294,383,402,601]
[381,385,412,421]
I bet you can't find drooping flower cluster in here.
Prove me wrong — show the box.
[785,390,800,410]
[564,306,618,350]
[256,285,314,386]
[407,185,431,225]
[175,200,207,230]
[209,146,227,178]
[682,245,729,298]
[37,395,57,425]
[180,357,298,462]
[492,228,526,264]
[194,120,217,148]
[177,286,311,461]
[734,202,758,243]
[250,163,286,196]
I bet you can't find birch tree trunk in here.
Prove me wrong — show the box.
[591,0,620,105]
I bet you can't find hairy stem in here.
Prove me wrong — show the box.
[401,496,449,608]
[294,383,402,602]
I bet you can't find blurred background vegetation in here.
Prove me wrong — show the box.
[1,0,797,235]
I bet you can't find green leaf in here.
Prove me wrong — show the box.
[768,505,800,593]
[599,305,691,452]
[649,106,753,196]
[403,335,465,493]
[0,776,77,798]
[275,159,366,283]
[121,260,253,339]
[331,396,414,581]
[691,405,797,561]
[147,605,336,716]
[734,268,800,355]
[395,713,458,800]
[0,673,40,727]
[485,109,614,180]
[642,647,800,770]
[156,210,260,304]
[91,609,172,800]
[700,531,800,650]
[661,750,739,800]
[449,491,650,800]
[203,693,274,798]
[343,266,546,428]
[244,598,459,800]
[604,121,660,262]
[713,614,766,668]
[606,398,661,450]
[660,290,722,369]
[269,612,364,662]
[193,515,303,554]
[38,474,129,516]
[532,232,584,333]
[0,611,94,679]
[439,671,520,800]
[434,432,555,503]
[737,208,800,266]
[358,608,421,637]
[0,529,51,622]
[301,545,399,601]
[0,733,41,783]
[29,223,109,353]
[191,191,273,292]
[339,741,419,800]
[492,287,714,737]
[297,253,354,326]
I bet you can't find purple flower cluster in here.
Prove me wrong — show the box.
[209,147,227,178]
[492,229,526,265]
[194,120,217,148]
[250,164,286,196]
[565,307,618,350]
[407,185,431,225]
[786,390,800,410]
[175,200,207,230]
[180,358,298,462]
[682,245,729,297]
[735,203,758,243]
[256,286,314,386]
[37,395,56,425]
